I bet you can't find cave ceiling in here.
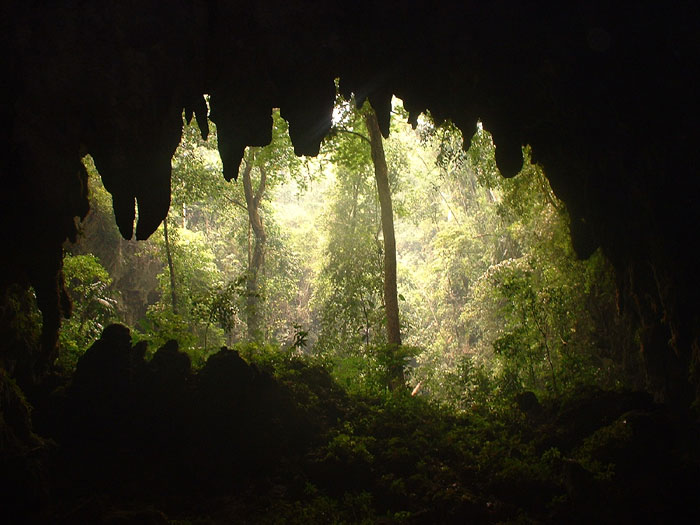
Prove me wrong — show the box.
[2,1,699,396]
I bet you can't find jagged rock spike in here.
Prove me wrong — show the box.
[401,98,425,129]
[219,142,245,182]
[282,78,335,157]
[287,114,330,156]
[193,94,209,140]
[452,118,476,152]
[135,169,172,240]
[368,90,392,138]
[209,92,272,176]
[462,132,473,153]
[184,105,194,125]
[338,76,354,101]
[484,118,524,178]
[112,191,136,240]
[408,110,420,129]
[494,137,524,178]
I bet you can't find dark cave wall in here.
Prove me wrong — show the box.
[1,1,699,400]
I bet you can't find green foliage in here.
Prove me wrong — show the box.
[206,277,247,335]
[134,223,226,365]
[291,323,309,350]
[171,114,229,210]
[311,95,418,393]
[134,308,198,361]
[233,339,288,370]
[58,254,117,369]
[310,151,387,387]
[46,98,680,525]
[68,95,633,412]
[462,156,617,398]
[402,121,632,408]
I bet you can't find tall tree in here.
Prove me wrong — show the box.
[240,148,267,340]
[318,97,408,391]
[364,109,404,390]
[231,112,303,342]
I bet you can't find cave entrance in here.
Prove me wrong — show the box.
[61,93,637,405]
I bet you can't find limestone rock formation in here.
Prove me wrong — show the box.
[1,1,699,400]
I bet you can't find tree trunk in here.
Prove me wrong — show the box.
[162,216,178,314]
[241,150,267,341]
[365,110,405,390]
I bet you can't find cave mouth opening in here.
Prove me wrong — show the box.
[0,2,700,523]
[11,97,689,523]
[3,4,700,521]
[56,92,638,409]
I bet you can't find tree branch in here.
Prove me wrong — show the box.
[333,127,371,145]
[222,194,248,212]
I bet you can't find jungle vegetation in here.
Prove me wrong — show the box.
[37,94,688,524]
[62,94,637,401]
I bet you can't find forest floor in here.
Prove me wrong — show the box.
[4,327,700,524]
